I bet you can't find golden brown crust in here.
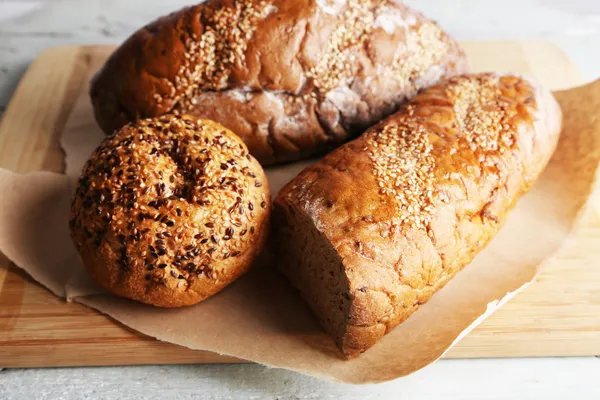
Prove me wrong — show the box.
[70,115,270,307]
[273,73,562,357]
[90,0,468,165]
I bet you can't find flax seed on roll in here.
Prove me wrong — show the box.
[69,115,270,307]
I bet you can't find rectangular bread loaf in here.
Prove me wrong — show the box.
[273,73,562,358]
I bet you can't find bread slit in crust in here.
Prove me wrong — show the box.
[273,73,563,357]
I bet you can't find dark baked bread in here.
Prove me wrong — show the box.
[273,73,562,357]
[90,0,468,165]
[69,115,270,307]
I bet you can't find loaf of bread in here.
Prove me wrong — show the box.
[69,115,270,307]
[90,0,468,165]
[273,73,562,357]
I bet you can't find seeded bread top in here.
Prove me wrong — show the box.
[91,0,468,164]
[365,74,541,232]
[283,74,549,245]
[69,115,270,306]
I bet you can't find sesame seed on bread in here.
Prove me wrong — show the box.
[69,115,270,307]
[273,73,562,357]
[90,0,468,165]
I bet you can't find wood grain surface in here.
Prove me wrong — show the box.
[0,42,599,368]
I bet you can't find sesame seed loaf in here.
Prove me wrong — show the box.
[69,115,270,307]
[90,0,468,165]
[273,73,562,357]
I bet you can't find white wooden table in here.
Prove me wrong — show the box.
[1,1,600,398]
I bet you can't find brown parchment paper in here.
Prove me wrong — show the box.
[0,78,599,384]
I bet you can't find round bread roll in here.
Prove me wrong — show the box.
[69,115,270,307]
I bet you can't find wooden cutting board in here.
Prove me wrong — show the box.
[0,42,599,368]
